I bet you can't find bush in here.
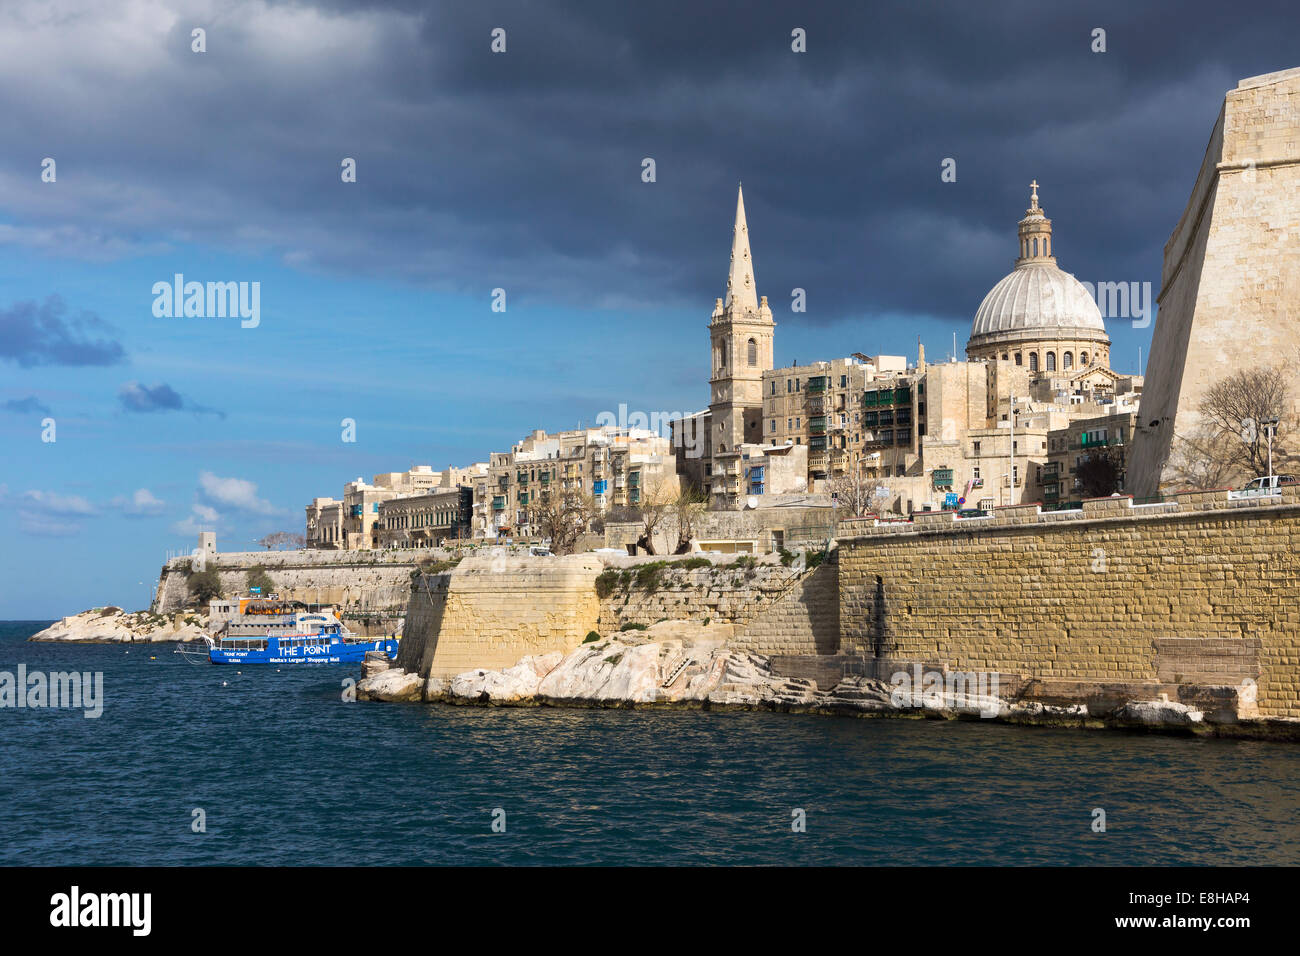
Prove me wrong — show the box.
[583,630,601,644]
[246,565,274,594]
[778,548,796,567]
[595,570,620,599]
[603,653,624,665]
[418,557,462,575]
[98,606,122,617]
[675,557,712,570]
[733,555,757,570]
[618,622,647,632]
[187,567,223,605]
[634,561,669,592]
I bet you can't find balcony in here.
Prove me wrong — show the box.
[932,468,954,488]
[806,376,827,393]
[809,416,827,435]
[517,473,529,484]
[491,497,505,511]
[809,435,828,451]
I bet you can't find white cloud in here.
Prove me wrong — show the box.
[171,502,220,535]
[198,471,278,514]
[113,487,166,516]
[21,489,96,515]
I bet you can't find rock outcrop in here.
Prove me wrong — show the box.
[29,608,208,644]
[353,621,1266,734]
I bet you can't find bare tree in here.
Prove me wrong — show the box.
[1165,426,1240,491]
[1169,367,1297,488]
[526,487,599,556]
[631,477,678,555]
[259,531,306,550]
[1197,366,1296,478]
[829,466,874,517]
[670,484,709,554]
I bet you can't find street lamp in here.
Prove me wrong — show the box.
[1262,418,1280,480]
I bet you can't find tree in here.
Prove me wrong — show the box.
[246,565,275,594]
[670,485,709,554]
[187,567,223,606]
[829,466,874,517]
[1075,448,1124,498]
[1194,367,1296,480]
[258,531,306,551]
[526,487,600,556]
[630,477,678,555]
[1165,426,1239,491]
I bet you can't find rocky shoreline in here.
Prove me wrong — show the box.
[355,621,1300,741]
[28,607,207,644]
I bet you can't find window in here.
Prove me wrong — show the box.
[1029,353,1038,372]
[1080,351,1089,366]
[1046,352,1056,372]
[973,441,981,454]
[770,420,776,432]
[973,466,981,480]
[840,375,847,388]
[1063,352,1073,370]
[1015,352,1022,366]
[747,338,757,366]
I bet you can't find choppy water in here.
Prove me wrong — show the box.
[1,621,1297,865]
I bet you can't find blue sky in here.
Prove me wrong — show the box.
[3,0,1298,617]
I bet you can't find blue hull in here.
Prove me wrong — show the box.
[210,636,398,665]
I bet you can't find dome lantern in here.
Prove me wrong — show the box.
[1015,180,1055,266]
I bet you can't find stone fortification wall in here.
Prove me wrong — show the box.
[838,488,1300,719]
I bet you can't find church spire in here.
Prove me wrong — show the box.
[1016,179,1056,267]
[724,184,759,312]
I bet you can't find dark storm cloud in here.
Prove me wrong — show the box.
[1,0,1297,325]
[117,381,225,418]
[0,296,127,367]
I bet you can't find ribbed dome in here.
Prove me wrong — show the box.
[969,262,1106,342]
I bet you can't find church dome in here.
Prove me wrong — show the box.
[970,262,1106,341]
[967,182,1109,357]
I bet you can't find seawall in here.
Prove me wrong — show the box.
[838,488,1300,721]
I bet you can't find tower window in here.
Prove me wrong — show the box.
[1029,353,1038,372]
[1046,352,1056,372]
[1014,352,1022,366]
[1080,351,1089,366]
[1063,352,1073,370]
[747,338,757,366]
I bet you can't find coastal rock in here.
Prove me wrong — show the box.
[29,608,207,644]
[451,652,564,702]
[537,641,665,703]
[361,652,393,679]
[356,668,423,702]
[424,677,449,701]
[1115,699,1205,726]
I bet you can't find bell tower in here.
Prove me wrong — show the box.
[708,184,775,466]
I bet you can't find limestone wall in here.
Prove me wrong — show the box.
[397,554,603,679]
[838,488,1300,719]
[153,548,440,614]
[729,561,840,656]
[595,563,807,633]
[1128,67,1300,495]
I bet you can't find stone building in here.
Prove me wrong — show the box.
[476,425,679,539]
[1128,67,1300,495]
[376,486,474,547]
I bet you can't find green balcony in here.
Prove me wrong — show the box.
[932,468,954,488]
[491,496,505,510]
[807,376,827,393]
[809,416,827,435]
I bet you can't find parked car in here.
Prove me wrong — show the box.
[1233,475,1297,497]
